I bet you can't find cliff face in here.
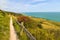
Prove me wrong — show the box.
[0,10,60,40]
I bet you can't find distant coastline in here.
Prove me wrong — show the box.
[23,12,60,22]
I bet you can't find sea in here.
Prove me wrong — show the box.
[23,12,60,22]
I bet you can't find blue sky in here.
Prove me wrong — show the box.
[0,0,60,12]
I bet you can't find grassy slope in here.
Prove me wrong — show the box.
[16,14,60,40]
[0,10,60,40]
[8,11,60,40]
[27,17,60,40]
[0,10,10,40]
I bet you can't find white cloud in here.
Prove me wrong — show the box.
[0,0,30,12]
[0,0,59,12]
[0,0,47,12]
[0,0,9,10]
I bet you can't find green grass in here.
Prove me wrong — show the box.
[0,12,10,40]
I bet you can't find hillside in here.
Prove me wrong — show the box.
[0,10,60,40]
[16,15,60,40]
[0,10,10,40]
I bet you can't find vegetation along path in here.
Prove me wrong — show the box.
[16,21,36,40]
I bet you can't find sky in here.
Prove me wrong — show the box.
[0,0,60,12]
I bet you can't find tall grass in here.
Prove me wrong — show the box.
[0,12,10,40]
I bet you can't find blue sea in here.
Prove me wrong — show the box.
[23,12,60,22]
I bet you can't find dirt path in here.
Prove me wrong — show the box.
[10,17,18,40]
